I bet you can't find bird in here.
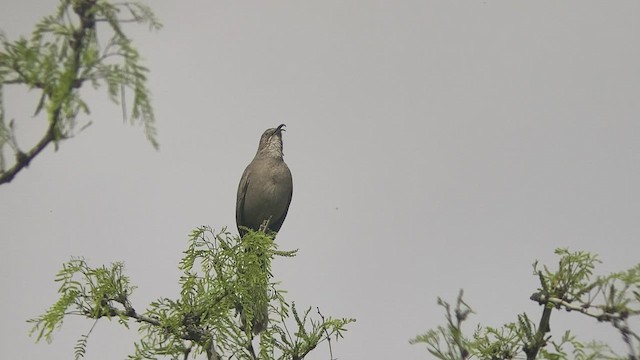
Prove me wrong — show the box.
[236,124,293,237]
[235,124,293,334]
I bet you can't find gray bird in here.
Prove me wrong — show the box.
[236,124,293,237]
[235,124,292,334]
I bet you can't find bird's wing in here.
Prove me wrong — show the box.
[236,166,251,234]
[269,173,293,233]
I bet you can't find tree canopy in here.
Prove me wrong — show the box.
[29,227,354,360]
[412,249,640,360]
[0,0,160,185]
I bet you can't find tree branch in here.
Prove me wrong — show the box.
[532,293,640,323]
[530,291,640,360]
[89,299,221,351]
[0,124,56,184]
[525,305,552,360]
[0,0,94,185]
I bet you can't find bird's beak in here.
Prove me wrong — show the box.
[275,124,286,133]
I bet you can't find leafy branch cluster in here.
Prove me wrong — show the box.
[29,226,355,360]
[411,248,640,360]
[0,0,161,185]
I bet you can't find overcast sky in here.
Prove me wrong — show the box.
[1,1,639,359]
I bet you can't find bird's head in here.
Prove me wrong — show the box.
[257,124,286,158]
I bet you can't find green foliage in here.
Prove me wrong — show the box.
[410,290,472,360]
[0,0,160,184]
[29,258,136,343]
[412,248,640,360]
[533,248,600,305]
[29,226,355,360]
[472,321,521,360]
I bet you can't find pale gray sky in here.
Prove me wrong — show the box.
[1,1,639,359]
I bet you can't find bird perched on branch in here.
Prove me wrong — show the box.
[236,124,293,237]
[235,124,293,334]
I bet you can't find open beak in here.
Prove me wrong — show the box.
[273,124,286,135]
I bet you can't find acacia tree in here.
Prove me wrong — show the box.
[0,0,160,185]
[412,248,640,360]
[30,227,354,360]
[7,2,355,359]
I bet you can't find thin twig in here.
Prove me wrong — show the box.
[182,344,191,360]
[317,307,334,360]
[613,319,638,360]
